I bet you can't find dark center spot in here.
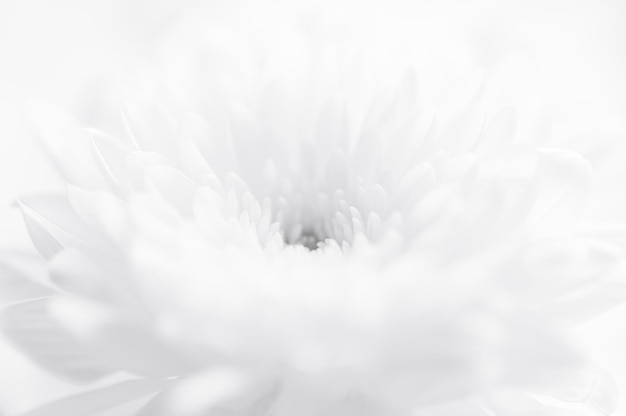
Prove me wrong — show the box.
[296,229,324,251]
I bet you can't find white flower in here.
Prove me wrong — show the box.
[2,16,626,416]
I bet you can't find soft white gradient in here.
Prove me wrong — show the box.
[1,0,626,414]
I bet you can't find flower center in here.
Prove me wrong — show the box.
[276,193,362,251]
[293,229,324,251]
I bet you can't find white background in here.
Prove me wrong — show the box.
[1,0,626,414]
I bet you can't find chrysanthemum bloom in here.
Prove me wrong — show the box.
[2,20,626,416]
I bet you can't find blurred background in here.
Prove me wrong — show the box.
[1,0,626,414]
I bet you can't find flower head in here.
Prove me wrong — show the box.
[3,16,626,416]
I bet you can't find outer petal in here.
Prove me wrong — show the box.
[137,370,280,416]
[0,253,55,305]
[22,379,171,416]
[526,149,592,237]
[48,296,212,378]
[17,194,113,257]
[1,298,116,382]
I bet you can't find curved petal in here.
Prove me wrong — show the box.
[137,370,279,416]
[531,367,618,416]
[22,379,171,416]
[1,298,116,382]
[527,149,593,237]
[48,297,212,378]
[0,261,54,305]
[17,194,112,257]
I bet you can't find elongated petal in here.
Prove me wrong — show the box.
[2,298,115,382]
[137,370,278,416]
[0,262,54,305]
[17,195,111,255]
[527,149,592,237]
[23,379,171,416]
[49,297,210,378]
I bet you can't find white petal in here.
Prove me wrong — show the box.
[17,195,110,256]
[180,113,235,178]
[352,130,382,185]
[121,99,177,156]
[527,149,592,237]
[475,107,517,153]
[66,186,130,249]
[144,165,197,217]
[22,379,170,416]
[176,115,215,182]
[374,309,584,408]
[49,249,121,301]
[0,261,54,305]
[271,379,394,416]
[2,298,115,382]
[532,367,618,416]
[49,297,210,378]
[509,239,624,305]
[136,368,260,416]
[316,95,350,156]
[89,131,133,196]
[30,104,104,188]
[229,104,276,191]
[18,203,63,260]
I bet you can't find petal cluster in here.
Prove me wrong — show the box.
[3,20,626,416]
